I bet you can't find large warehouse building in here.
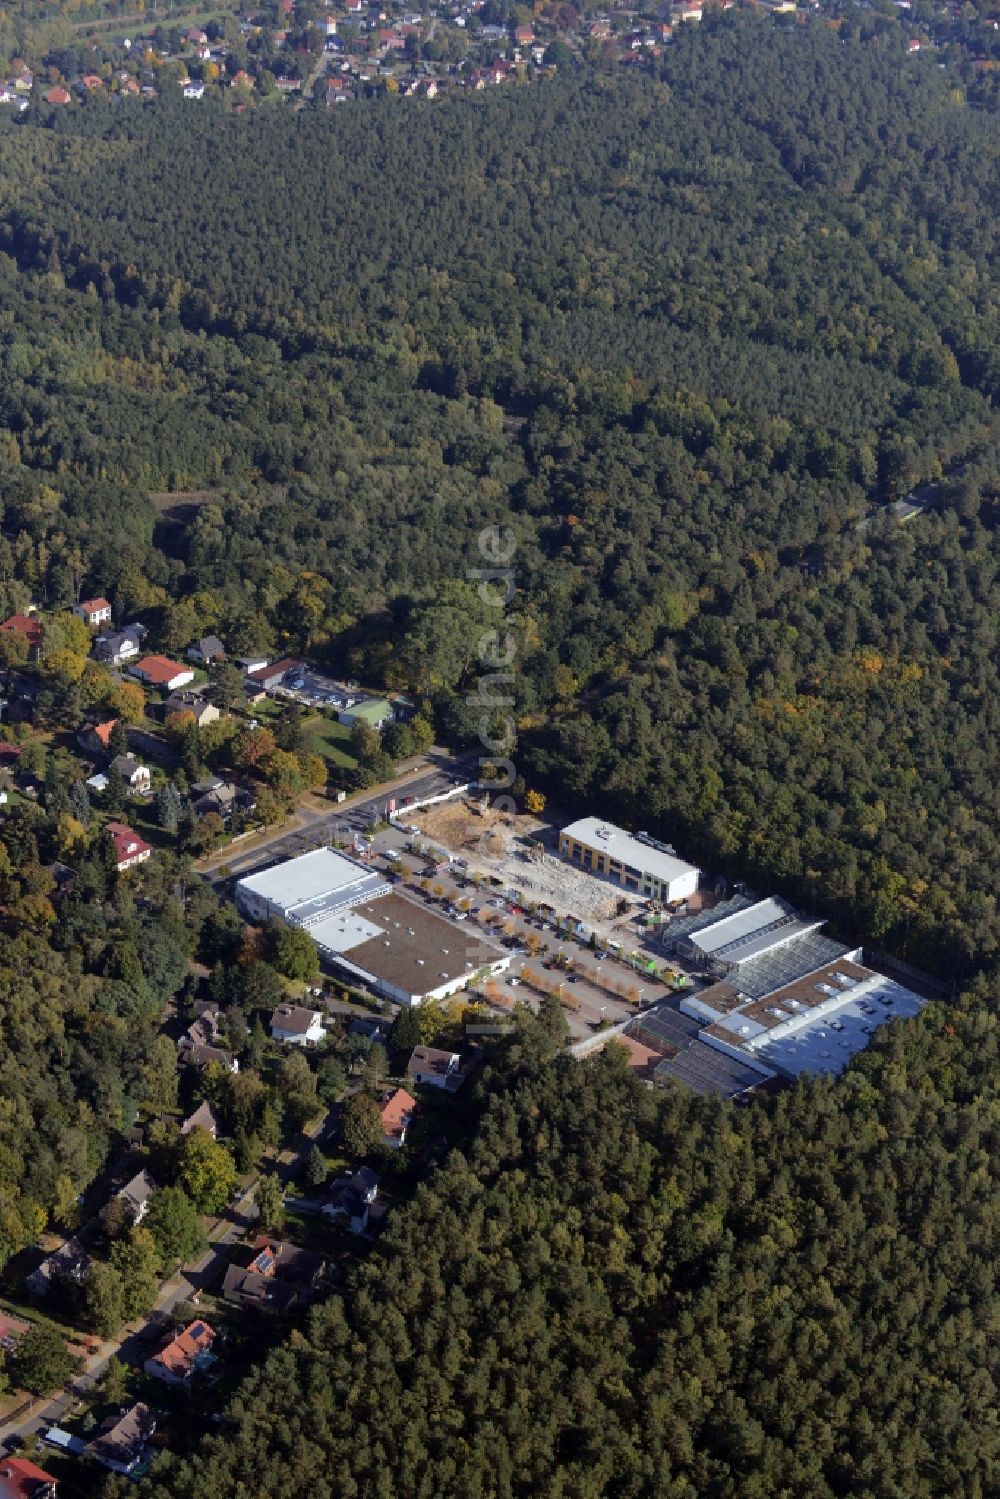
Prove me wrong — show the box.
[559,818,699,905]
[236,848,509,1007]
[632,895,928,1094]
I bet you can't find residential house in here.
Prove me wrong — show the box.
[129,656,195,693]
[86,1403,157,1477]
[180,1100,220,1138]
[222,1239,325,1311]
[26,1237,91,1297]
[235,654,269,674]
[85,772,108,793]
[45,86,71,105]
[73,597,112,627]
[347,1014,391,1043]
[77,718,118,757]
[0,1457,59,1498]
[183,81,205,98]
[186,1003,223,1049]
[186,635,225,664]
[110,755,151,793]
[379,1087,417,1148]
[322,1167,379,1234]
[0,615,43,661]
[103,1170,157,1226]
[270,1004,325,1046]
[191,777,254,822]
[105,821,152,872]
[162,691,220,729]
[92,624,145,666]
[246,657,302,693]
[407,1045,461,1089]
[178,1039,238,1072]
[144,1318,216,1386]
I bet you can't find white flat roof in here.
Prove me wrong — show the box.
[688,897,795,955]
[237,847,385,919]
[308,909,384,954]
[562,817,698,887]
[752,977,926,1077]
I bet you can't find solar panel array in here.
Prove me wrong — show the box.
[632,1006,701,1051]
[727,932,849,1001]
[663,893,755,952]
[654,1042,766,1097]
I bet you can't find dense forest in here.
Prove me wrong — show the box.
[142,990,1000,1497]
[0,21,996,973]
[0,11,995,1497]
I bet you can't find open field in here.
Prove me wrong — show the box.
[410,798,644,927]
[302,714,357,771]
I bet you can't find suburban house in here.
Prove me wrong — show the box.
[0,1457,59,1498]
[379,1087,417,1148]
[191,777,253,822]
[347,1014,391,1043]
[92,625,144,666]
[177,1039,238,1072]
[73,597,112,628]
[128,655,195,693]
[186,635,225,664]
[270,1004,326,1046]
[322,1167,379,1234]
[77,718,118,757]
[103,1170,156,1226]
[0,614,43,661]
[144,1319,217,1386]
[26,1237,91,1297]
[180,1101,220,1137]
[406,1046,461,1089]
[245,657,302,693]
[162,691,220,729]
[110,755,151,793]
[235,654,269,674]
[186,1002,223,1048]
[86,1402,157,1477]
[222,1238,325,1311]
[105,821,152,872]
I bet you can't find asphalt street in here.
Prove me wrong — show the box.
[201,751,480,888]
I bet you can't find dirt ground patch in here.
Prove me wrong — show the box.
[410,798,640,926]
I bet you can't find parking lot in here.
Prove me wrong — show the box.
[269,666,369,715]
[358,836,704,1042]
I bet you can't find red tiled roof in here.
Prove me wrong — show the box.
[134,655,189,686]
[0,1456,59,1496]
[106,820,151,865]
[379,1087,417,1140]
[79,596,111,613]
[246,656,301,683]
[0,615,43,644]
[89,719,118,750]
[151,1318,215,1376]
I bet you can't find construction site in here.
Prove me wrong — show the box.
[407,796,644,929]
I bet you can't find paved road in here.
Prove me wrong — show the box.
[0,1112,335,1446]
[199,752,478,887]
